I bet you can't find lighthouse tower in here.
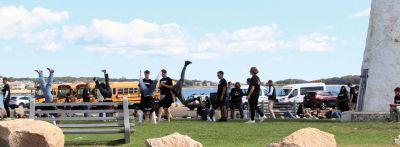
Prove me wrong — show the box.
[358,0,400,112]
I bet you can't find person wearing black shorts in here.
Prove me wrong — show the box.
[217,71,228,122]
[267,80,276,119]
[158,69,174,122]
[138,70,161,124]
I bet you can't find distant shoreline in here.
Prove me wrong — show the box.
[183,86,217,89]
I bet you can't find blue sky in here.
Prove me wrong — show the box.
[0,0,371,82]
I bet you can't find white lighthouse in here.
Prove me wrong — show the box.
[358,0,400,112]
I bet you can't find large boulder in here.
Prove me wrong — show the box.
[267,128,336,147]
[395,135,400,145]
[146,132,203,147]
[14,106,26,118]
[0,108,6,118]
[0,119,64,147]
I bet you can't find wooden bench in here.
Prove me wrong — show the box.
[29,98,135,143]
[259,101,299,117]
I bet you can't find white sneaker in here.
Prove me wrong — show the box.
[152,112,157,125]
[207,116,212,122]
[212,117,216,122]
[260,116,267,122]
[245,120,255,123]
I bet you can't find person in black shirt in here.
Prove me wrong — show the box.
[390,87,400,122]
[267,80,276,119]
[337,86,350,112]
[138,70,155,124]
[217,71,228,121]
[94,69,113,117]
[230,82,244,119]
[158,69,174,122]
[245,67,266,123]
[82,82,91,117]
[94,69,112,100]
[2,78,11,118]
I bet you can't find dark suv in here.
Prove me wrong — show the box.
[303,90,337,109]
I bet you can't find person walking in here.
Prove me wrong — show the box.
[245,67,266,123]
[267,80,276,119]
[2,78,11,118]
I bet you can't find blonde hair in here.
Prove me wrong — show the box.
[250,67,259,75]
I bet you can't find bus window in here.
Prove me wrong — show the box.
[134,88,138,93]
[124,88,129,94]
[129,88,134,94]
[113,88,116,95]
[118,88,123,94]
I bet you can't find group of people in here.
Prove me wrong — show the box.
[194,67,277,123]
[336,83,360,112]
[3,62,400,124]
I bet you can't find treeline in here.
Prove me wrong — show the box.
[275,75,360,85]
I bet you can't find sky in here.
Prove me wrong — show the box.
[0,0,372,83]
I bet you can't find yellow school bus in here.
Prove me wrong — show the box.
[72,82,97,102]
[34,84,60,103]
[110,81,161,104]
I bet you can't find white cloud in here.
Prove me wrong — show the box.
[63,19,189,57]
[298,33,336,52]
[188,25,295,59]
[0,5,337,58]
[352,8,370,17]
[0,5,68,51]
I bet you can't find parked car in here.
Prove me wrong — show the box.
[303,91,337,109]
[277,83,327,103]
[9,95,32,109]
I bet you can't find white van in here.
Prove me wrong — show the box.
[276,83,326,103]
[240,85,268,109]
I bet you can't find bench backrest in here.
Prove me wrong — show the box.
[29,98,134,143]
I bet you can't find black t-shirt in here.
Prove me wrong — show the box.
[394,95,400,104]
[217,78,227,99]
[337,92,349,102]
[82,88,91,102]
[230,88,243,103]
[160,77,173,96]
[249,75,260,97]
[268,85,277,100]
[2,84,10,100]
[139,79,153,99]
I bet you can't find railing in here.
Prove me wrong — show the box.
[29,98,135,143]
[259,100,299,117]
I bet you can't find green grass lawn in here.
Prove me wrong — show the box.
[64,119,400,147]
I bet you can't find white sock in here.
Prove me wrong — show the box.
[138,111,144,124]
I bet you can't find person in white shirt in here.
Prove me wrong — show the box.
[267,80,276,119]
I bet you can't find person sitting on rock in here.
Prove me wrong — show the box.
[390,87,400,122]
